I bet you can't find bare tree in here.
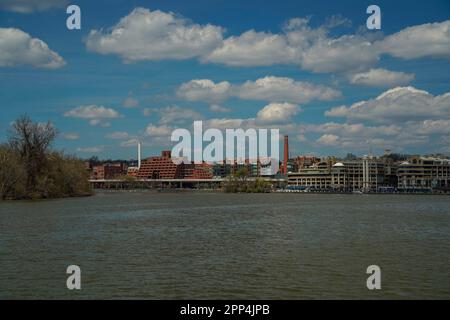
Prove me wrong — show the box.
[0,145,25,200]
[8,115,57,193]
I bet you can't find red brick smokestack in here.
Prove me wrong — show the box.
[283,135,289,175]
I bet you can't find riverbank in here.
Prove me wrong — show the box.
[90,188,450,196]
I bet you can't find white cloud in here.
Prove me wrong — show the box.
[86,7,224,62]
[77,146,104,153]
[204,118,256,130]
[325,87,450,122]
[204,17,450,74]
[203,30,297,66]
[0,28,65,68]
[203,17,379,73]
[88,119,110,127]
[177,76,341,104]
[65,105,121,119]
[257,102,300,123]
[177,79,231,102]
[146,124,172,137]
[236,76,341,103]
[417,120,450,134]
[300,35,379,73]
[349,68,415,87]
[84,11,450,76]
[378,20,450,59]
[305,122,401,137]
[120,138,140,148]
[0,0,67,13]
[122,96,139,108]
[65,105,121,127]
[106,131,129,140]
[145,106,204,125]
[209,104,231,113]
[317,134,339,146]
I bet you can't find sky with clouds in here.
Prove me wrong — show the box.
[0,0,450,159]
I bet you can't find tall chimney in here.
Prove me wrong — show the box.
[138,141,141,169]
[283,135,289,175]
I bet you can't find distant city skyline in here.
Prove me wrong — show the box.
[1,0,450,159]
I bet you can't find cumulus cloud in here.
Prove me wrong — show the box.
[256,102,300,123]
[177,76,341,104]
[325,87,450,122]
[120,138,140,148]
[349,68,415,87]
[84,9,450,77]
[316,134,339,146]
[77,146,104,153]
[209,104,231,113]
[377,20,450,59]
[65,105,121,119]
[146,124,173,137]
[417,120,450,134]
[203,17,378,73]
[65,105,121,127]
[176,79,231,102]
[0,0,67,13]
[208,18,450,73]
[203,30,297,66]
[86,7,224,62]
[0,28,65,68]
[146,106,204,125]
[305,122,401,137]
[316,86,450,153]
[300,35,379,73]
[236,76,341,103]
[203,118,256,130]
[106,131,130,140]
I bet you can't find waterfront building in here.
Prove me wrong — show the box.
[397,156,450,191]
[137,151,183,179]
[287,166,332,190]
[213,161,233,178]
[332,158,386,191]
[182,163,214,179]
[127,167,139,177]
[136,150,215,180]
[291,156,321,171]
[288,157,388,191]
[91,163,125,180]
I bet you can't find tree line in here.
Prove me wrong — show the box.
[223,167,272,193]
[0,115,92,200]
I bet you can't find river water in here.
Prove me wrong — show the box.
[0,192,449,299]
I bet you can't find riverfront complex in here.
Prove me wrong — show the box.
[86,138,450,193]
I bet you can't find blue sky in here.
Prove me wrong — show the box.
[1,0,450,159]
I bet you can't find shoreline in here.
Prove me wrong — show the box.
[92,189,450,196]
